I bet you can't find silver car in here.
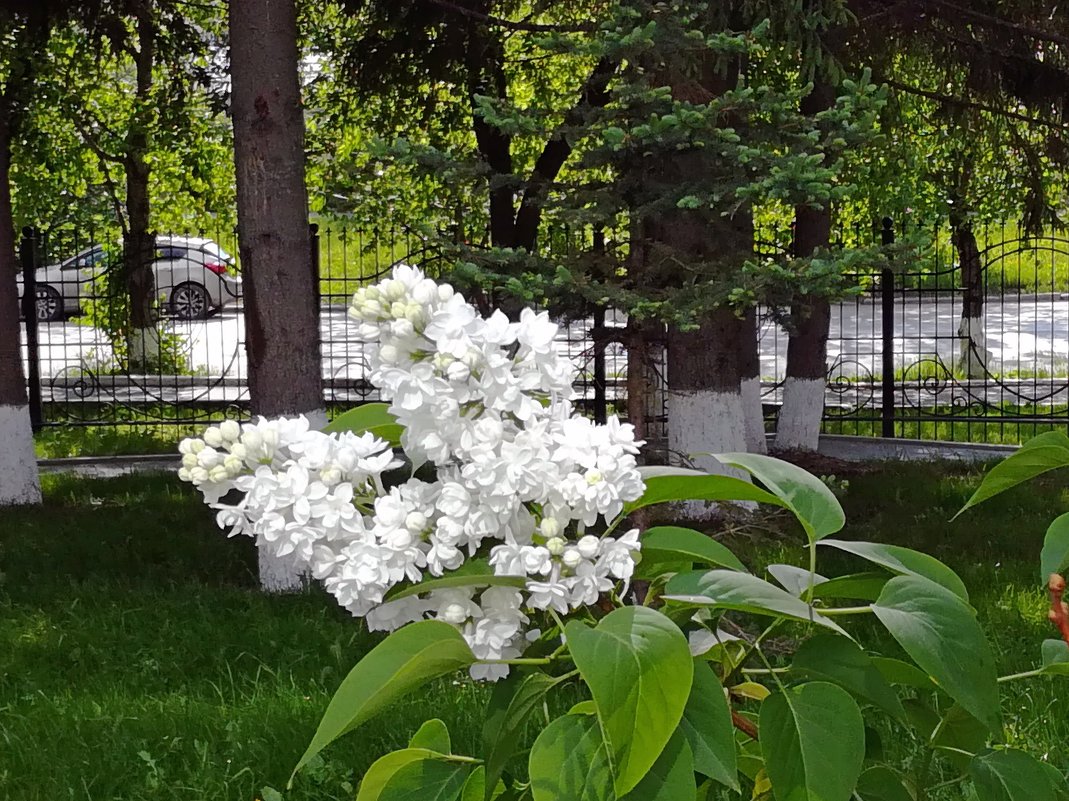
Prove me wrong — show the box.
[20,235,242,322]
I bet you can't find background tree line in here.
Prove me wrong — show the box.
[2,0,1069,507]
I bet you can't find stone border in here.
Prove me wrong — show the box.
[38,434,1018,479]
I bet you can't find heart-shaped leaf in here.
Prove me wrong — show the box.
[326,402,402,443]
[958,432,1069,514]
[625,468,785,515]
[528,714,613,801]
[1042,513,1069,583]
[664,570,848,636]
[760,682,865,801]
[642,526,748,572]
[356,748,470,801]
[680,661,738,791]
[872,576,1000,732]
[618,730,696,801]
[409,719,451,753]
[971,748,1065,801]
[791,635,906,722]
[292,621,475,783]
[565,607,693,796]
[809,573,888,602]
[768,564,828,597]
[819,540,968,601]
[1041,639,1069,676]
[855,766,914,801]
[481,671,571,800]
[718,452,846,541]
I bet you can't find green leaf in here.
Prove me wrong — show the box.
[292,621,475,783]
[482,671,570,800]
[461,768,486,801]
[356,749,467,801]
[569,700,597,715]
[680,661,738,791]
[791,635,906,722]
[528,715,613,801]
[1041,639,1069,676]
[642,526,748,572]
[565,606,693,796]
[871,657,937,689]
[855,767,914,801]
[768,564,828,597]
[410,719,451,753]
[1042,513,1069,582]
[819,540,968,601]
[958,432,1069,514]
[386,573,527,602]
[718,452,846,541]
[619,730,696,801]
[971,749,1063,801]
[759,682,865,801]
[664,570,848,636]
[871,576,1000,732]
[326,402,402,443]
[809,573,888,602]
[932,705,988,771]
[625,468,785,516]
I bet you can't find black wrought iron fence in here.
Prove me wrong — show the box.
[17,218,1069,447]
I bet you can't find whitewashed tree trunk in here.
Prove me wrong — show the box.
[775,377,826,451]
[739,310,767,454]
[775,80,835,453]
[0,124,41,506]
[957,315,989,378]
[0,405,40,505]
[231,0,324,593]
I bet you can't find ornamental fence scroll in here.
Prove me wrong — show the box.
[16,218,1069,446]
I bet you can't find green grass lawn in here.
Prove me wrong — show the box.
[2,466,1067,800]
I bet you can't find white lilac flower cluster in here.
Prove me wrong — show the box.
[179,266,646,680]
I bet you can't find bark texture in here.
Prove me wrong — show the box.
[0,123,41,504]
[124,1,156,344]
[230,0,323,420]
[953,220,988,377]
[776,80,836,452]
[230,0,322,591]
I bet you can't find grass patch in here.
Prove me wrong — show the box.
[3,465,1067,799]
[35,424,192,458]
[820,412,1069,445]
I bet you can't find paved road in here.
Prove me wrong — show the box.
[21,297,1069,408]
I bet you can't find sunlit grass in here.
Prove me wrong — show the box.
[3,465,1067,799]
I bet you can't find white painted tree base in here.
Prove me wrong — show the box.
[775,377,826,452]
[0,404,41,505]
[740,377,767,454]
[127,326,164,371]
[956,315,990,378]
[667,389,751,519]
[257,406,327,593]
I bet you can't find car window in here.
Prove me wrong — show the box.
[202,242,236,264]
[156,246,188,260]
[64,248,103,270]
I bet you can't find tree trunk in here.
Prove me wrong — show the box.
[776,80,836,452]
[739,308,766,454]
[230,0,324,592]
[953,221,987,378]
[125,2,158,371]
[668,307,749,471]
[657,62,756,468]
[0,124,41,505]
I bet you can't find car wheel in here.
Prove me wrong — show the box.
[35,285,63,322]
[169,282,211,320]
